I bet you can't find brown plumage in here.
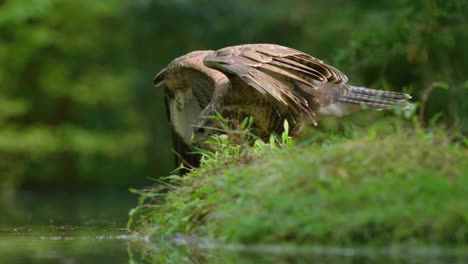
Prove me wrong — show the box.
[153,44,411,168]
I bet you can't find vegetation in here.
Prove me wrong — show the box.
[129,116,468,246]
[0,0,155,193]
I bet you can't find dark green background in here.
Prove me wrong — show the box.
[0,0,466,192]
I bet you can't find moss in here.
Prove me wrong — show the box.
[130,128,468,246]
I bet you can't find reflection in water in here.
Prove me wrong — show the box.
[0,191,135,264]
[1,192,467,263]
[0,228,130,263]
[128,237,468,264]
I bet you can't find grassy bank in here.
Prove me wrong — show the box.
[130,124,468,247]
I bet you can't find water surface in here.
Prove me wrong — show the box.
[0,191,133,263]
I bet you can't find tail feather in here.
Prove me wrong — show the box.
[337,86,411,110]
[337,98,395,109]
[348,86,411,100]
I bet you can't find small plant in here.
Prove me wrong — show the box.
[194,115,295,169]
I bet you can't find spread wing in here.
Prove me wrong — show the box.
[203,44,349,124]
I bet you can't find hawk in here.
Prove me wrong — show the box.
[153,44,411,168]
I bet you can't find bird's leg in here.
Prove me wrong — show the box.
[191,102,218,144]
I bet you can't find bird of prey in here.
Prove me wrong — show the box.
[153,44,411,168]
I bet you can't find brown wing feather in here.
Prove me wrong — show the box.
[253,44,348,83]
[204,50,312,117]
[203,44,351,125]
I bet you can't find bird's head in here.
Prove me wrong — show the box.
[153,50,216,89]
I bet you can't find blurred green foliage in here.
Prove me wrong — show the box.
[0,0,466,191]
[0,0,152,191]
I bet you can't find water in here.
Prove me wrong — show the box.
[0,191,133,263]
[1,191,467,263]
[131,237,468,264]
